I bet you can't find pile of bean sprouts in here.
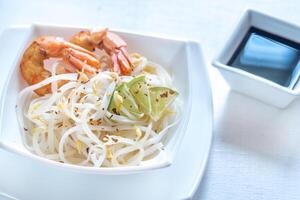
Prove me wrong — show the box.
[17,54,179,167]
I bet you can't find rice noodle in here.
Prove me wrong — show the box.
[18,55,180,167]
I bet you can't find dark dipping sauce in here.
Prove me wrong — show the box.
[228,27,300,89]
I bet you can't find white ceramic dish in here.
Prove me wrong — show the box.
[0,24,191,175]
[1,24,196,175]
[0,25,212,200]
[213,9,300,108]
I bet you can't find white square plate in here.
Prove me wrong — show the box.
[0,24,212,199]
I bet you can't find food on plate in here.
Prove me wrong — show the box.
[70,28,133,75]
[18,28,179,167]
[20,36,100,95]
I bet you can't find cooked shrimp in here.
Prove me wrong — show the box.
[70,28,133,75]
[20,36,100,95]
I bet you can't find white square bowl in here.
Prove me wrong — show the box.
[0,24,205,175]
[213,9,300,108]
[0,25,213,199]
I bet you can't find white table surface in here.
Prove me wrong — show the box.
[1,0,300,199]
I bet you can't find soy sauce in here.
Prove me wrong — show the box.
[228,27,300,89]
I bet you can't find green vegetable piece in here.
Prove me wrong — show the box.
[150,87,178,121]
[128,76,151,114]
[108,83,143,119]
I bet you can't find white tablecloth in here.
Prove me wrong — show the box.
[0,0,300,199]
